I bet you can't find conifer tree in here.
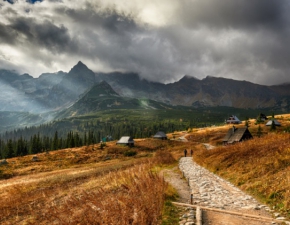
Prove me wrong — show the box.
[257,125,262,137]
[270,120,276,131]
[6,139,14,158]
[53,131,59,150]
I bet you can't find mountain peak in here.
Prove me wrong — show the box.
[71,61,89,71]
[76,61,85,66]
[173,75,200,85]
[88,81,119,96]
[67,61,95,82]
[180,75,199,81]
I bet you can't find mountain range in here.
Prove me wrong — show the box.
[1,61,290,114]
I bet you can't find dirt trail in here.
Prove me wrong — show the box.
[163,167,191,203]
[164,157,288,225]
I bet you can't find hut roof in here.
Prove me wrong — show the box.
[266,119,281,126]
[223,127,252,144]
[0,159,8,165]
[153,131,167,138]
[226,115,242,124]
[117,136,134,144]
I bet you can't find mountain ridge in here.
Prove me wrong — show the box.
[55,80,171,119]
[1,62,290,114]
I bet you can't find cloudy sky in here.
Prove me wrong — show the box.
[0,0,290,85]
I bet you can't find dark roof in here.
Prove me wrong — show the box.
[153,131,167,138]
[223,127,252,144]
[226,115,241,124]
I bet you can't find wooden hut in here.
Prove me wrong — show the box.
[223,126,253,145]
[225,115,242,124]
[31,155,39,162]
[0,159,8,165]
[153,131,167,140]
[116,136,134,147]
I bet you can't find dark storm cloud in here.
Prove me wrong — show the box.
[52,4,149,64]
[5,0,43,4]
[55,6,174,79]
[0,22,17,44]
[55,4,139,35]
[8,17,77,53]
[53,0,290,84]
[153,0,290,84]
[1,0,290,85]
[179,0,288,30]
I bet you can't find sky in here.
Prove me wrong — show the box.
[0,0,290,85]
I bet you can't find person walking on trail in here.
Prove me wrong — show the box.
[190,149,193,156]
[184,149,187,157]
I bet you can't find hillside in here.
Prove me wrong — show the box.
[55,81,171,119]
[0,114,290,223]
[2,61,290,114]
[1,61,290,134]
[0,138,190,224]
[98,73,290,110]
[184,114,290,219]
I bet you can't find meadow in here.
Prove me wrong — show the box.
[191,114,290,218]
[0,113,290,224]
[0,138,191,224]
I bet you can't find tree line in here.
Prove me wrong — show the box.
[0,118,192,159]
[0,130,100,159]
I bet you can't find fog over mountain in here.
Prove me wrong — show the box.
[1,61,290,116]
[1,0,290,85]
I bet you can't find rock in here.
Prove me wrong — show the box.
[179,219,187,224]
[276,217,286,220]
[178,157,277,217]
[185,222,195,225]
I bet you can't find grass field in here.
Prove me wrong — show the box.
[0,138,191,224]
[0,113,290,224]
[191,114,290,219]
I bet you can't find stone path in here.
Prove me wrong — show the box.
[177,157,289,225]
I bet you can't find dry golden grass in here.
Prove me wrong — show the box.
[194,133,290,213]
[32,164,166,225]
[2,114,290,224]
[184,114,290,216]
[0,138,191,224]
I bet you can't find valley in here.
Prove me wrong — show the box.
[0,62,290,224]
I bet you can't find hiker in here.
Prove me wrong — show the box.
[184,149,187,157]
[190,149,193,156]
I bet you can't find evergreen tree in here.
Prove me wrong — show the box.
[84,132,87,146]
[16,136,25,156]
[52,131,59,150]
[6,139,14,158]
[257,125,262,137]
[270,120,276,131]
[59,137,63,149]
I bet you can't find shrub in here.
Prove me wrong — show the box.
[154,150,176,165]
[123,150,137,157]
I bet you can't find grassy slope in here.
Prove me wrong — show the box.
[0,138,191,224]
[192,114,290,218]
[1,114,290,223]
